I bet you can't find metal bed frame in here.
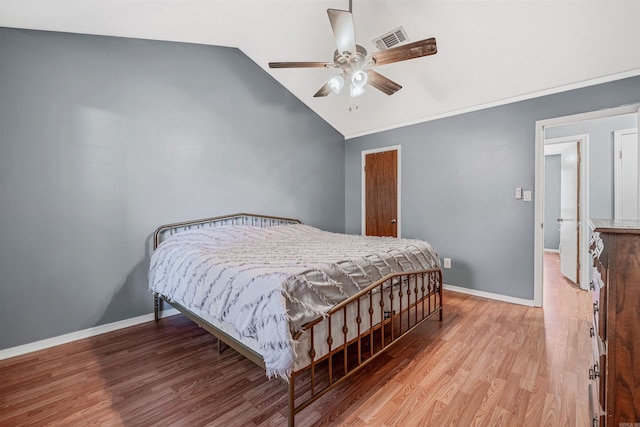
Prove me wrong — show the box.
[152,213,443,426]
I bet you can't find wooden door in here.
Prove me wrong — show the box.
[365,150,398,237]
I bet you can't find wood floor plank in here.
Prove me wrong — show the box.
[0,253,592,426]
[455,380,492,426]
[471,376,507,425]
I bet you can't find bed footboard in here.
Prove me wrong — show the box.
[287,267,443,426]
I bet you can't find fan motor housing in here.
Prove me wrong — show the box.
[333,44,369,69]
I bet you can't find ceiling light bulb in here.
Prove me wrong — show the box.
[351,70,368,88]
[350,84,365,97]
[327,75,344,94]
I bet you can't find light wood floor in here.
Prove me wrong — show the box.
[0,253,592,426]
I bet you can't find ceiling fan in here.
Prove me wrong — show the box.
[268,2,437,98]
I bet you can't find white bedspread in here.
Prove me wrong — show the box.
[148,224,440,379]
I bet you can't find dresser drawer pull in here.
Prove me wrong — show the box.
[590,327,595,338]
[593,301,599,314]
[589,280,594,291]
[589,364,600,380]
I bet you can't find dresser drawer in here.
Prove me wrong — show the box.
[590,319,606,359]
[592,297,607,344]
[588,382,604,427]
[591,264,607,341]
[591,263,605,291]
[590,232,608,288]
[589,231,604,260]
[589,318,607,420]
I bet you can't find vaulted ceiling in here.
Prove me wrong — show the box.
[2,1,640,138]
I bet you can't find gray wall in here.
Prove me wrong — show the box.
[0,28,344,350]
[544,154,561,250]
[345,75,640,300]
[545,113,638,220]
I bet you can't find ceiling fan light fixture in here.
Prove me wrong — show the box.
[350,84,365,97]
[328,75,344,94]
[351,70,368,88]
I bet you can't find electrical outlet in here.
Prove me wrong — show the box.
[443,258,452,269]
[523,191,532,202]
[515,187,522,199]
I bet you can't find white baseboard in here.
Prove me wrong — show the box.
[443,284,536,307]
[544,248,560,253]
[2,283,536,361]
[0,308,179,361]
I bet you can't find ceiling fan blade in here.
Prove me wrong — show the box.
[327,9,357,55]
[313,83,332,98]
[269,62,335,69]
[367,70,402,95]
[371,37,437,66]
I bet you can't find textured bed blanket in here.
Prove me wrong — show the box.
[148,224,440,379]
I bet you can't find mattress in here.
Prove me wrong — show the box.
[148,224,440,378]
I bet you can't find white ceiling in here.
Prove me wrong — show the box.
[2,0,640,138]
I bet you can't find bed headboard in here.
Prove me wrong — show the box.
[153,213,301,249]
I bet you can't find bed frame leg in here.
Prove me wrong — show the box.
[288,376,295,427]
[154,293,160,322]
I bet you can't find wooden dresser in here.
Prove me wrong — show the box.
[588,219,640,426]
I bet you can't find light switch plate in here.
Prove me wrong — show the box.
[523,191,532,201]
[515,187,522,199]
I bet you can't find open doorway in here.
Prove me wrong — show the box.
[534,104,640,307]
[544,137,584,288]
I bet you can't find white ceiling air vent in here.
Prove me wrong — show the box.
[372,26,409,50]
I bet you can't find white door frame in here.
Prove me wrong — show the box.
[534,103,640,307]
[544,135,587,288]
[361,145,402,237]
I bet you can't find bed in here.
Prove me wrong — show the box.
[149,213,443,426]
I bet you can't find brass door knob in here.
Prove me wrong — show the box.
[391,219,397,224]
